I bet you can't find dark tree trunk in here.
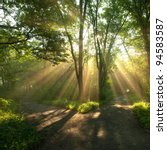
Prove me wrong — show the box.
[142,27,150,74]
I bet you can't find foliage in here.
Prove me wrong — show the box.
[39,99,100,113]
[0,98,40,150]
[0,98,17,112]
[66,101,79,110]
[0,0,150,102]
[77,101,99,113]
[40,99,79,110]
[115,55,149,99]
[0,0,74,64]
[132,101,150,129]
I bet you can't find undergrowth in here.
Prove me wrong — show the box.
[39,99,99,113]
[0,98,40,150]
[132,101,150,129]
[77,101,99,113]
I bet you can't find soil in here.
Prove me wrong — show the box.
[20,100,150,150]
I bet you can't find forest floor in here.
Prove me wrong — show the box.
[20,98,150,150]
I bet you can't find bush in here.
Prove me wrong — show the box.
[66,101,79,110]
[132,101,150,129]
[0,98,17,112]
[77,101,99,113]
[0,98,40,150]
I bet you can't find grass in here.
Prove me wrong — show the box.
[38,99,99,113]
[0,98,40,150]
[132,101,150,129]
[66,101,79,110]
[45,99,68,107]
[39,99,79,109]
[77,101,99,113]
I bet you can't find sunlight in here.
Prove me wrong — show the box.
[114,61,143,98]
[0,0,150,149]
[57,71,76,98]
[35,109,71,131]
[114,104,132,110]
[112,72,127,98]
[92,112,101,119]
[83,58,98,100]
[119,71,142,97]
[97,126,106,138]
[9,60,99,101]
[10,62,76,99]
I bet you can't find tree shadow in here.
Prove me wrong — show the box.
[37,105,149,150]
[24,106,77,149]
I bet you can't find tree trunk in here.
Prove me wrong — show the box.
[78,0,87,100]
[141,26,150,80]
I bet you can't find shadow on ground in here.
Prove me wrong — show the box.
[21,102,149,150]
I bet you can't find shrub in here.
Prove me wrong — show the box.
[0,98,17,112]
[132,101,150,129]
[77,101,99,113]
[0,98,40,150]
[66,101,79,110]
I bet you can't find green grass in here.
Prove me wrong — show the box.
[46,99,68,107]
[39,99,79,109]
[132,101,150,129]
[77,101,99,113]
[0,98,40,150]
[66,101,79,110]
[38,99,100,113]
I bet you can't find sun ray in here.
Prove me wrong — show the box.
[57,71,76,98]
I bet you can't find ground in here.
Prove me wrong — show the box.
[20,99,150,150]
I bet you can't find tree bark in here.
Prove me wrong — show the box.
[78,0,88,100]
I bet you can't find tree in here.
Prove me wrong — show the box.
[88,0,127,101]
[0,0,70,64]
[0,0,89,100]
[120,0,150,67]
[55,0,88,100]
[78,0,88,99]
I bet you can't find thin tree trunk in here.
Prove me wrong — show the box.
[78,0,88,100]
[142,27,150,72]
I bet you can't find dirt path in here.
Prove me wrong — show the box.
[20,101,149,150]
